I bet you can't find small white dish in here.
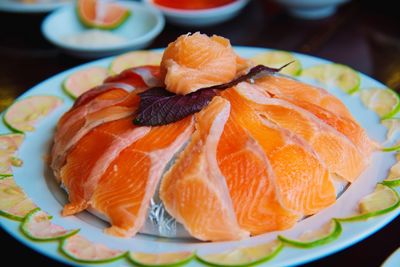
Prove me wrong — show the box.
[41,1,165,58]
[143,0,250,27]
[0,0,70,14]
[274,0,349,19]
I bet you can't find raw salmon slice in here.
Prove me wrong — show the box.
[221,89,336,215]
[74,65,159,108]
[256,76,354,120]
[235,83,368,182]
[51,90,139,179]
[60,117,150,215]
[160,32,238,95]
[285,99,376,156]
[90,116,194,237]
[216,101,300,235]
[160,97,249,241]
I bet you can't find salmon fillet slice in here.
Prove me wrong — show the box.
[160,97,249,241]
[221,89,336,215]
[51,90,139,179]
[60,117,150,215]
[235,83,369,182]
[285,99,376,156]
[90,116,194,237]
[216,102,300,235]
[256,76,354,120]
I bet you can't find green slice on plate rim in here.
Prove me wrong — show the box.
[60,234,127,263]
[337,184,400,221]
[0,176,37,221]
[3,95,63,133]
[21,208,79,241]
[128,251,194,267]
[278,219,342,248]
[251,51,302,76]
[63,67,109,99]
[0,133,24,177]
[301,63,360,94]
[110,50,163,74]
[197,240,283,267]
[360,88,400,119]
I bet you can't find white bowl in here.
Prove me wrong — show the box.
[41,1,165,58]
[274,0,350,19]
[143,0,250,27]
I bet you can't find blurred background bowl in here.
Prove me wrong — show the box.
[41,1,164,58]
[274,0,350,19]
[143,0,250,27]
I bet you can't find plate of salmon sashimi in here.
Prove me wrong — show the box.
[1,32,399,267]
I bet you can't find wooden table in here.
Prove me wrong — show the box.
[0,0,399,266]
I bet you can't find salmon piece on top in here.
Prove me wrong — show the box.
[160,32,239,95]
[160,97,249,241]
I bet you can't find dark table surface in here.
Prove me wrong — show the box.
[1,0,399,266]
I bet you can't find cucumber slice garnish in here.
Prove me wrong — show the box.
[0,176,37,221]
[338,184,400,221]
[0,133,24,176]
[251,51,302,76]
[109,51,162,74]
[360,88,400,119]
[60,235,127,263]
[21,208,79,241]
[128,251,194,267]
[278,219,342,248]
[197,240,283,267]
[3,95,63,133]
[301,63,360,94]
[63,67,109,99]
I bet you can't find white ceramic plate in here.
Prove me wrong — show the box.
[0,0,70,13]
[383,247,400,267]
[41,1,165,58]
[1,47,399,267]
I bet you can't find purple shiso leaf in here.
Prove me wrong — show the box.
[134,63,292,126]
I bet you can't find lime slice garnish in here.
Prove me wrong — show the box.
[382,118,400,142]
[278,219,342,248]
[110,51,162,74]
[0,133,24,176]
[63,67,108,99]
[3,95,63,133]
[197,240,283,267]
[0,176,37,221]
[21,208,79,241]
[60,235,127,263]
[251,51,302,76]
[382,153,400,187]
[301,63,360,94]
[128,251,194,267]
[338,184,400,221]
[360,88,400,119]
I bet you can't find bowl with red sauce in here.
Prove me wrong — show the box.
[144,0,250,27]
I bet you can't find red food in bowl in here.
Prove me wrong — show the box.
[153,0,236,10]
